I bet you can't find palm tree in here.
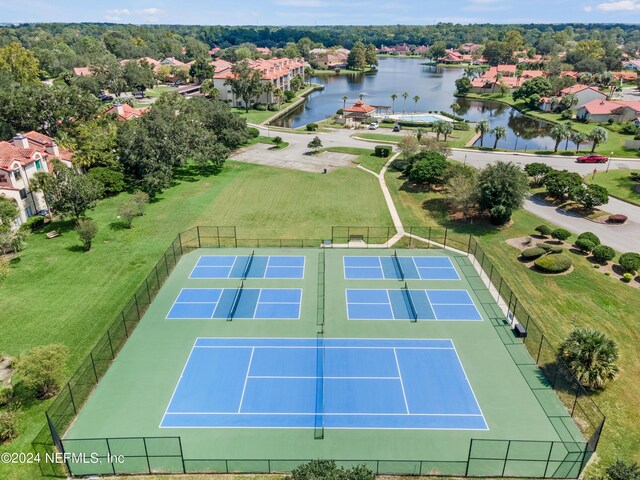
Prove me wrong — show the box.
[549,124,569,153]
[433,121,444,141]
[441,121,453,141]
[571,131,587,153]
[492,126,507,149]
[564,122,574,150]
[402,92,409,114]
[451,102,462,116]
[413,95,420,113]
[342,95,348,111]
[475,120,490,147]
[589,127,609,153]
[391,94,398,114]
[415,127,425,141]
[559,328,619,389]
[359,93,365,101]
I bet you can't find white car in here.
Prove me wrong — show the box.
[368,123,379,130]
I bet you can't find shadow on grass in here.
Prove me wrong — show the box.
[66,245,87,253]
[109,221,130,231]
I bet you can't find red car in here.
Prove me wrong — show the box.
[577,154,608,163]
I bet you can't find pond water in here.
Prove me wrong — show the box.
[273,57,583,152]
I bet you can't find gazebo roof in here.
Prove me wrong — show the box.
[343,101,376,114]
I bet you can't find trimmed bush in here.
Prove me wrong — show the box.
[534,254,573,273]
[272,136,283,146]
[374,145,392,158]
[538,243,553,252]
[551,228,571,241]
[548,245,563,254]
[577,232,600,246]
[593,263,601,269]
[20,215,44,232]
[306,123,319,132]
[247,127,260,139]
[604,271,611,276]
[0,386,12,407]
[622,273,634,283]
[607,214,628,224]
[575,238,596,253]
[0,410,17,444]
[619,252,640,273]
[592,245,616,264]
[520,247,546,259]
[535,225,552,236]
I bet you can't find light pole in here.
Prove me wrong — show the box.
[464,154,467,165]
[606,152,613,173]
[515,132,520,150]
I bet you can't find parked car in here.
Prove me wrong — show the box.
[368,122,379,130]
[171,80,184,87]
[133,91,145,99]
[392,123,402,132]
[577,154,608,163]
[97,93,114,102]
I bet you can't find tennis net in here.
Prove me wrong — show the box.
[227,281,244,321]
[392,249,404,281]
[241,250,255,279]
[402,281,418,322]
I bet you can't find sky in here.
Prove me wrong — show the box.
[1,0,640,25]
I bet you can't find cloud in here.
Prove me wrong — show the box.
[463,0,509,11]
[275,0,325,6]
[595,0,640,10]
[106,9,131,15]
[104,6,166,23]
[584,5,593,11]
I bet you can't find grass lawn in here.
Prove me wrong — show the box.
[0,161,391,480]
[353,132,401,143]
[246,136,290,150]
[325,146,387,173]
[584,168,640,206]
[144,85,177,98]
[385,168,640,475]
[355,128,477,148]
[233,84,323,125]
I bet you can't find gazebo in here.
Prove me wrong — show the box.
[342,101,376,125]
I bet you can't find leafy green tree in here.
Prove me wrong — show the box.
[559,328,619,389]
[117,200,139,228]
[492,126,507,149]
[189,57,214,84]
[524,163,552,187]
[429,41,447,61]
[544,170,582,200]
[225,60,264,112]
[347,41,367,70]
[408,151,449,186]
[87,167,126,196]
[478,161,530,225]
[122,59,155,92]
[446,168,479,219]
[0,197,19,231]
[72,118,119,169]
[397,135,420,163]
[0,42,40,83]
[475,120,490,147]
[200,79,220,99]
[365,44,378,67]
[571,131,587,152]
[455,77,472,96]
[14,344,69,399]
[513,77,553,103]
[76,218,98,251]
[503,30,524,52]
[483,40,513,65]
[604,459,640,480]
[588,127,608,153]
[307,136,323,152]
[573,184,609,209]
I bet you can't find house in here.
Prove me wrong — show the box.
[612,71,638,82]
[469,65,545,93]
[440,50,486,65]
[256,47,271,56]
[576,100,640,123]
[208,47,221,58]
[377,45,395,54]
[342,101,376,125]
[623,59,640,70]
[0,132,74,225]
[459,43,483,54]
[559,85,607,109]
[414,45,429,55]
[73,67,92,77]
[313,51,349,70]
[394,44,411,55]
[105,103,148,121]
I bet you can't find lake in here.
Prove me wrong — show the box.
[273,57,582,152]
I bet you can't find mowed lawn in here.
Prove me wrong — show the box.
[385,169,640,474]
[0,161,391,480]
[584,168,640,206]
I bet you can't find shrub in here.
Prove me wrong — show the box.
[306,123,319,132]
[0,410,17,444]
[520,247,546,259]
[548,245,563,254]
[538,243,553,252]
[605,271,611,276]
[132,190,150,216]
[605,459,640,480]
[117,201,138,228]
[247,127,260,139]
[534,254,573,273]
[0,386,12,407]
[267,103,279,111]
[284,90,296,101]
[577,231,600,246]
[76,219,98,251]
[623,273,634,283]
[607,214,628,224]
[619,252,640,273]
[86,167,126,196]
[593,263,601,268]
[0,256,7,281]
[272,136,283,146]
[253,103,267,111]
[592,245,616,264]
[374,145,392,158]
[14,344,69,399]
[551,228,571,241]
[575,238,595,253]
[20,215,44,232]
[535,225,552,236]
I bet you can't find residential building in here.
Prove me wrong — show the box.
[623,59,640,70]
[73,67,92,76]
[414,45,429,55]
[539,85,607,112]
[105,103,149,121]
[0,132,73,225]
[612,71,638,82]
[576,99,640,123]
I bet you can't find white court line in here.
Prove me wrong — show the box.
[393,348,410,414]
[450,342,489,429]
[386,289,396,320]
[247,376,401,380]
[159,342,199,425]
[227,255,239,279]
[237,347,255,413]
[195,345,455,350]
[164,411,484,416]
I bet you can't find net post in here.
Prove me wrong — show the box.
[443,228,448,247]
[105,438,116,474]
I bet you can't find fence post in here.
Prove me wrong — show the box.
[67,384,77,414]
[467,235,472,253]
[105,438,116,474]
[134,295,141,320]
[107,330,115,358]
[536,333,545,364]
[197,226,201,248]
[178,233,184,255]
[145,277,151,301]
[89,352,98,382]
[443,228,448,247]
[176,437,186,473]
[121,312,129,338]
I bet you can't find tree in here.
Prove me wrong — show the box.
[122,59,155,92]
[559,328,619,389]
[365,44,378,67]
[558,94,578,113]
[402,92,409,114]
[549,124,569,153]
[76,218,98,251]
[132,190,150,216]
[117,200,139,228]
[87,167,126,196]
[428,41,447,61]
[0,42,40,83]
[307,136,322,152]
[544,170,582,200]
[412,95,420,113]
[503,30,524,52]
[524,163,552,187]
[14,344,69,399]
[0,197,19,230]
[200,79,220,99]
[513,77,553,103]
[72,118,119,169]
[492,126,507,149]
[189,57,214,84]
[390,94,398,113]
[475,120,490,147]
[588,127,608,153]
[407,151,449,186]
[397,135,420,161]
[342,95,348,111]
[574,184,609,209]
[446,169,479,219]
[478,161,530,225]
[483,40,513,65]
[605,459,640,480]
[225,60,264,112]
[571,131,587,152]
[347,41,367,70]
[455,77,472,96]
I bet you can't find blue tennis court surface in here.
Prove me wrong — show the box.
[167,288,302,320]
[190,255,305,279]
[346,289,483,321]
[161,338,487,430]
[344,256,459,280]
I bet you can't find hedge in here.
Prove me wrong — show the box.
[374,145,392,158]
[592,245,616,264]
[535,225,552,236]
[575,238,595,253]
[306,123,319,132]
[577,232,600,246]
[20,215,45,232]
[548,245,563,254]
[521,247,546,259]
[247,127,260,138]
[619,252,640,273]
[607,214,628,224]
[534,254,573,273]
[622,273,634,283]
[551,228,571,241]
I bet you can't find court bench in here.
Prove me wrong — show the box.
[513,322,527,338]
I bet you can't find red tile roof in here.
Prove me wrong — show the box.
[73,67,92,76]
[105,103,148,121]
[580,99,640,115]
[343,101,376,114]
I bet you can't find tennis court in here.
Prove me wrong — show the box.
[167,288,302,320]
[190,254,305,279]
[161,338,487,430]
[346,288,483,321]
[344,255,459,280]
